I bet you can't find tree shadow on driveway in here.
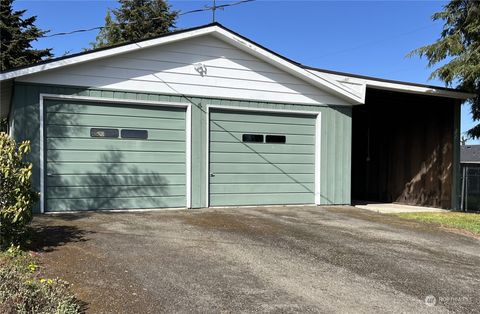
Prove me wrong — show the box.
[27,222,93,253]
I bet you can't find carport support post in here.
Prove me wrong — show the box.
[452,101,461,210]
[461,166,466,212]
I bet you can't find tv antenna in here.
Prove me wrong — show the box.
[206,0,255,23]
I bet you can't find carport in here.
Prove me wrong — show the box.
[351,87,461,209]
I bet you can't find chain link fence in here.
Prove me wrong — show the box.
[460,164,480,211]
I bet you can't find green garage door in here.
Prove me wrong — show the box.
[209,109,316,206]
[45,100,186,211]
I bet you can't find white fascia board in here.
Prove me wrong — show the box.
[364,79,474,100]
[312,69,474,100]
[0,27,217,81]
[211,28,364,105]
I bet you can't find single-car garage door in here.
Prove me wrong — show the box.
[209,109,316,206]
[45,100,187,211]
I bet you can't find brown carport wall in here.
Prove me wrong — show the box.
[351,88,461,209]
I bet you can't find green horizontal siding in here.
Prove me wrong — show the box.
[210,193,313,206]
[47,185,185,199]
[46,102,186,119]
[211,173,314,184]
[44,99,186,211]
[11,82,352,212]
[210,121,315,134]
[47,151,185,163]
[47,138,185,151]
[209,109,316,206]
[210,152,315,164]
[47,174,186,187]
[210,142,314,154]
[49,119,184,132]
[211,163,314,174]
[47,163,186,175]
[47,196,186,212]
[210,131,314,145]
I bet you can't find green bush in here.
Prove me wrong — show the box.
[0,119,7,133]
[0,133,39,249]
[0,246,82,314]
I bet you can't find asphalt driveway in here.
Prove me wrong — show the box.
[31,206,480,313]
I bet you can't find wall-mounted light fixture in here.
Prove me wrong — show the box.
[193,63,207,76]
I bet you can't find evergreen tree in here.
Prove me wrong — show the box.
[93,11,121,48]
[410,0,480,138]
[0,0,52,71]
[93,0,177,49]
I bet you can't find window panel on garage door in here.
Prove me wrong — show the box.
[209,110,316,206]
[45,100,186,211]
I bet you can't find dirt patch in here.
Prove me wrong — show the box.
[37,231,164,313]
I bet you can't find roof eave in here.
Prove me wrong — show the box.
[306,67,474,100]
[365,81,474,100]
[0,25,218,81]
[0,23,365,105]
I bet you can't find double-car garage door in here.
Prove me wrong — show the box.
[45,100,187,212]
[44,100,316,211]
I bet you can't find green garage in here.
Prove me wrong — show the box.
[45,100,188,211]
[208,109,317,206]
[0,24,468,212]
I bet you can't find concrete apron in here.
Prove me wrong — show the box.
[355,203,449,214]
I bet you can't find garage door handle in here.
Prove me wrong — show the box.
[210,173,215,177]
[46,173,54,177]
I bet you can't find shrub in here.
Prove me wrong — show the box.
[0,119,7,133]
[0,246,82,314]
[0,133,39,249]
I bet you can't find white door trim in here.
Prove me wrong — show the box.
[39,93,192,213]
[185,105,192,208]
[205,104,322,207]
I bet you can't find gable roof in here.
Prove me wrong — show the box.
[0,23,364,105]
[0,22,474,103]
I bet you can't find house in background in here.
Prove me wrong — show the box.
[460,145,480,211]
[0,23,473,213]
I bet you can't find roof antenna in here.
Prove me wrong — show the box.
[212,0,217,22]
[206,0,255,23]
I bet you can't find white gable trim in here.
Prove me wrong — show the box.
[0,25,364,105]
[210,28,364,104]
[308,69,474,100]
[363,78,474,99]
[0,27,214,80]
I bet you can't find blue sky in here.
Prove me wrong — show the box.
[14,0,476,143]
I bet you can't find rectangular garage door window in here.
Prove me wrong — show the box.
[266,135,286,144]
[90,128,119,138]
[121,129,148,139]
[242,134,264,143]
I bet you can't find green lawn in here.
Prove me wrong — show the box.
[393,212,480,235]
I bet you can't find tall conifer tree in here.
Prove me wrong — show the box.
[0,0,52,71]
[93,0,177,49]
[410,1,480,137]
